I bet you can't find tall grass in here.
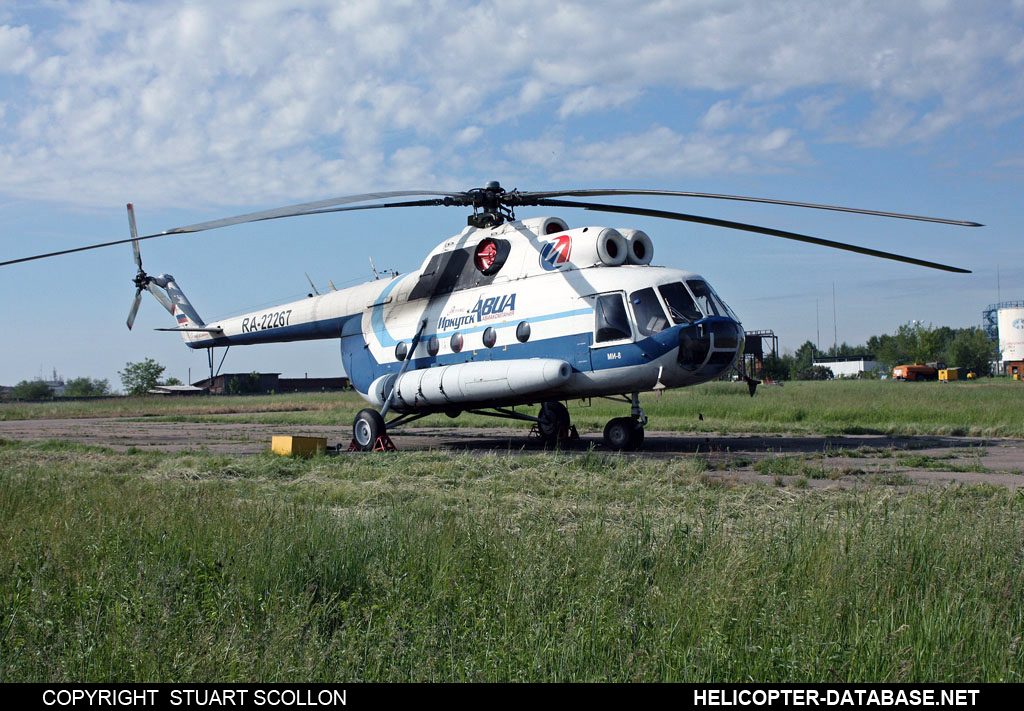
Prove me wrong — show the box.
[1,440,1022,681]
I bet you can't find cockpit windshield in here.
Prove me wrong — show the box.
[688,279,738,320]
[685,279,724,317]
[658,282,702,324]
[630,287,669,336]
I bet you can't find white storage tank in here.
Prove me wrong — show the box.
[998,307,1024,362]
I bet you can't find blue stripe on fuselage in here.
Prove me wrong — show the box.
[188,314,353,348]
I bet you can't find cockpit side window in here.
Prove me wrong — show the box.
[630,287,669,337]
[686,279,723,317]
[658,282,702,323]
[594,293,632,343]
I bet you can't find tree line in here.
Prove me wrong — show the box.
[759,322,998,381]
[3,358,182,399]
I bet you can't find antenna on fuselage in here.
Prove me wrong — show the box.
[369,256,398,280]
[305,272,320,295]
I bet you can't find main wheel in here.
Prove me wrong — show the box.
[353,408,386,451]
[603,417,643,451]
[537,401,570,445]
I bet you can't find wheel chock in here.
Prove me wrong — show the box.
[347,435,398,452]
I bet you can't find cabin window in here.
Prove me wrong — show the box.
[658,282,702,323]
[594,293,632,343]
[629,287,669,337]
[516,321,531,343]
[395,342,408,361]
[450,332,464,353]
[427,335,439,356]
[482,327,497,348]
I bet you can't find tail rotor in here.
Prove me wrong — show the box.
[126,203,174,330]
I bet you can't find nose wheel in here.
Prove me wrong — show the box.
[602,391,647,451]
[603,417,645,451]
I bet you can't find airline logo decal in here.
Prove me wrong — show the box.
[540,235,572,271]
[1014,318,1024,329]
[438,293,517,331]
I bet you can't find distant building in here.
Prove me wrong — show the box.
[191,373,350,395]
[147,384,208,396]
[42,368,66,396]
[278,376,351,392]
[812,354,884,378]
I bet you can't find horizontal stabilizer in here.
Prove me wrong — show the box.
[154,326,224,333]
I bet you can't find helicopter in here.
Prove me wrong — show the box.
[1,183,979,451]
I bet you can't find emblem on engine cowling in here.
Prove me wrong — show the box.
[540,235,572,271]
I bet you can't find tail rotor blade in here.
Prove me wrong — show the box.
[146,282,174,313]
[128,203,142,269]
[127,288,143,330]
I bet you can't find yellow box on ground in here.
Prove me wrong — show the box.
[271,435,327,457]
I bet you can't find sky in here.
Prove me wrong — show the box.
[1,0,1022,389]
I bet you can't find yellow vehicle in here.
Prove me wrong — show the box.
[939,368,960,381]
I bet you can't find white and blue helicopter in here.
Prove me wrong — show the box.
[2,184,978,450]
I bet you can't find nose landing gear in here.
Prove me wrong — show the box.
[602,392,647,451]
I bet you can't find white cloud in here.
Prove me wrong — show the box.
[510,125,810,180]
[557,86,640,119]
[0,1,1020,206]
[0,23,36,73]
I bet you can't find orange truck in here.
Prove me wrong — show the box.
[892,363,939,381]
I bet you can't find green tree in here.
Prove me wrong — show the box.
[945,327,998,376]
[869,322,948,368]
[789,340,818,380]
[119,358,166,396]
[759,352,794,381]
[63,377,110,397]
[795,364,834,381]
[8,379,54,399]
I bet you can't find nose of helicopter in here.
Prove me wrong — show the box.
[677,318,743,377]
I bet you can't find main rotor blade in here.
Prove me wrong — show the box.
[164,190,463,234]
[519,189,982,227]
[534,198,972,273]
[126,288,142,331]
[0,191,463,267]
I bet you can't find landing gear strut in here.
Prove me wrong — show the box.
[602,392,647,451]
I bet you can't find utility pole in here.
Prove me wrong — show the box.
[832,282,838,354]
[816,298,820,355]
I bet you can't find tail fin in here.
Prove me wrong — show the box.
[150,274,222,346]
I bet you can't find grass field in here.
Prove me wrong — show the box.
[2,381,1024,682]
[4,379,1024,437]
[1,437,1023,682]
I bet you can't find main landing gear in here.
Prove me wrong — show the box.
[350,393,648,452]
[535,401,572,445]
[352,408,390,451]
[601,392,647,452]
